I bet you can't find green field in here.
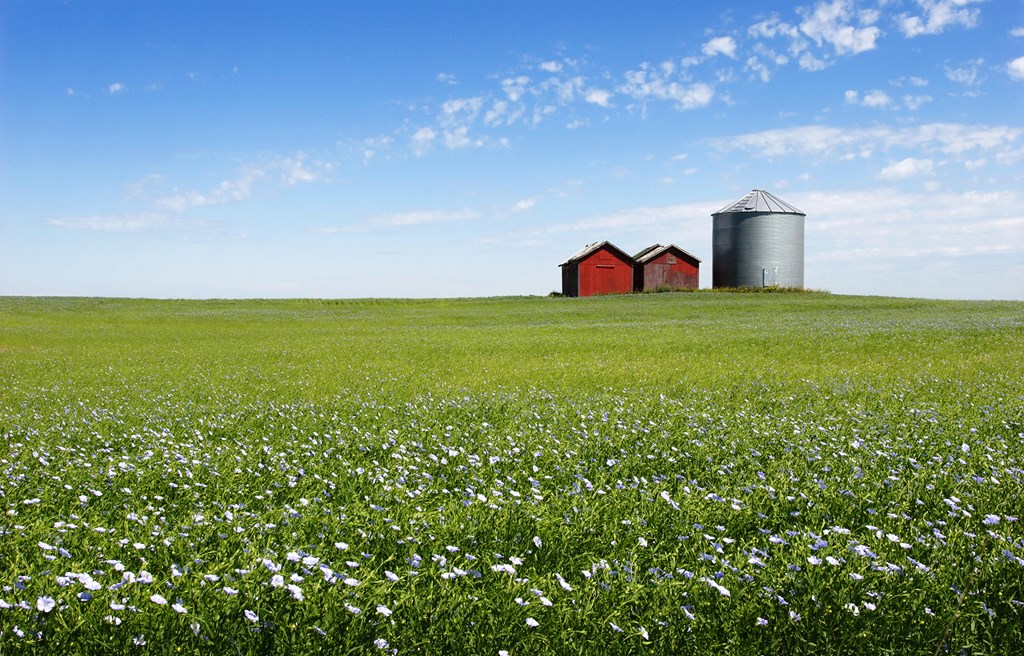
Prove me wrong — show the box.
[1,293,1022,654]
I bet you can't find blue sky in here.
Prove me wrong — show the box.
[2,0,1022,299]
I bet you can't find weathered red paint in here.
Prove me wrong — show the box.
[634,244,700,292]
[560,242,635,297]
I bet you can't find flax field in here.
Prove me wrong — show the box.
[1,293,1022,655]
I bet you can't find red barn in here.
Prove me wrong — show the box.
[633,244,701,292]
[560,241,635,297]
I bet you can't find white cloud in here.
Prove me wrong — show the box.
[543,76,585,104]
[411,127,437,156]
[897,0,982,38]
[862,90,892,108]
[744,55,773,82]
[749,16,802,42]
[1008,56,1024,81]
[108,82,125,94]
[443,126,478,149]
[877,157,934,180]
[702,36,738,59]
[847,89,891,108]
[963,159,986,170]
[539,61,563,73]
[501,76,530,102]
[799,52,828,71]
[798,0,881,56]
[585,88,613,107]
[436,72,458,85]
[1011,27,1024,37]
[484,100,509,126]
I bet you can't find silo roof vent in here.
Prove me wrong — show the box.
[714,189,805,216]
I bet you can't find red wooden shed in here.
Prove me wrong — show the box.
[633,244,701,292]
[560,241,635,297]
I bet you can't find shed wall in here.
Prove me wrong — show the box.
[639,251,699,291]
[576,247,634,296]
[561,264,579,297]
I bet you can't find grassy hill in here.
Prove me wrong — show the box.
[2,293,1020,396]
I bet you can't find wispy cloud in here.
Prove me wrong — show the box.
[511,198,537,213]
[158,170,264,211]
[47,213,165,233]
[945,58,985,86]
[539,201,713,235]
[313,208,481,235]
[43,213,232,239]
[800,188,1024,263]
[902,94,932,110]
[714,122,1023,160]
[156,152,328,211]
[108,82,125,94]
[411,127,438,156]
[618,63,714,111]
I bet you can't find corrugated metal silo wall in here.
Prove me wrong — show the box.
[713,213,804,288]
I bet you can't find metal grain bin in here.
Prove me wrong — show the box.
[712,189,805,289]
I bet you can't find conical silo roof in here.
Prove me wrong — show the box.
[713,189,804,216]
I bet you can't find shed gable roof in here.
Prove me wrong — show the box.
[559,241,634,267]
[634,243,701,265]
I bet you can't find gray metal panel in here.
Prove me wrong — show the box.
[712,212,804,288]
